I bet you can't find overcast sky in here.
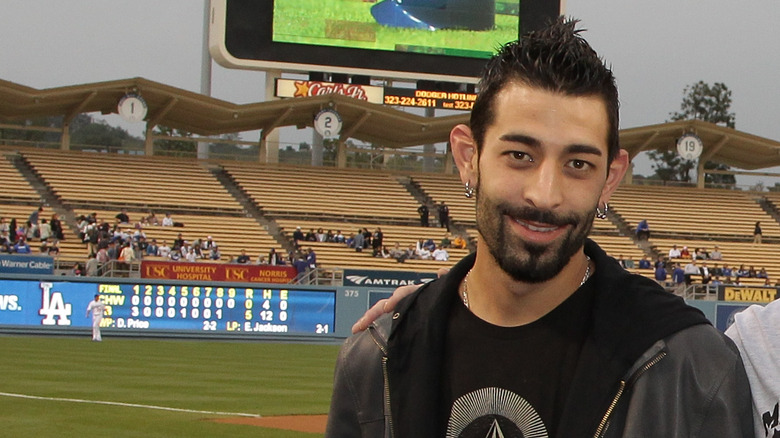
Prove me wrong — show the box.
[2,0,780,182]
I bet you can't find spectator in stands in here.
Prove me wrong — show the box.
[680,245,690,258]
[202,236,216,252]
[417,204,429,227]
[389,242,407,263]
[683,259,699,285]
[38,218,51,243]
[172,233,185,252]
[668,244,681,259]
[0,230,10,253]
[96,246,109,274]
[736,264,750,280]
[169,248,181,261]
[694,248,708,260]
[711,263,723,278]
[635,219,650,241]
[415,240,432,260]
[157,240,171,258]
[722,264,733,282]
[748,266,757,278]
[711,276,723,287]
[334,230,345,244]
[372,228,384,256]
[432,246,449,261]
[423,238,436,252]
[353,230,364,252]
[316,228,327,242]
[146,239,159,257]
[13,236,31,254]
[293,253,308,280]
[71,262,82,276]
[8,218,17,244]
[709,245,722,260]
[85,253,98,276]
[326,230,335,242]
[106,241,119,261]
[616,255,627,269]
[292,226,305,243]
[87,212,98,225]
[757,267,769,279]
[47,240,59,258]
[672,263,685,292]
[115,208,130,224]
[404,244,417,260]
[162,213,174,227]
[305,228,317,242]
[268,248,281,265]
[0,218,8,236]
[136,236,148,257]
[236,249,250,264]
[638,256,651,269]
[119,242,135,265]
[28,206,43,239]
[699,262,711,285]
[452,234,467,249]
[753,221,762,244]
[49,213,64,241]
[440,233,452,248]
[654,262,667,285]
[361,228,372,250]
[437,201,450,231]
[183,247,196,263]
[209,246,221,261]
[345,233,355,248]
[306,247,317,270]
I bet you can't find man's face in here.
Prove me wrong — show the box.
[472,83,615,283]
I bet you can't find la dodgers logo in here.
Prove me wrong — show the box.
[38,282,71,325]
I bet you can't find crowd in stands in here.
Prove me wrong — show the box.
[0,207,65,256]
[291,224,468,264]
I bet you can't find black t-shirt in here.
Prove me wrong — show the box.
[440,280,595,437]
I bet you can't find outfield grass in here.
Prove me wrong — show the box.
[0,335,340,437]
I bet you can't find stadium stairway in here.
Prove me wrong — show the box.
[757,196,780,242]
[6,151,79,235]
[205,163,295,255]
[606,202,659,260]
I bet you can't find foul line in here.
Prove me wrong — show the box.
[0,391,261,418]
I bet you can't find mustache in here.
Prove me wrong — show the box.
[498,203,580,227]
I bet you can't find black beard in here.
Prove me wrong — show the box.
[476,192,595,283]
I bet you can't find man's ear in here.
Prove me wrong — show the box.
[450,124,477,185]
[600,149,629,204]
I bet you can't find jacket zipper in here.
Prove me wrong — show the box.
[369,327,394,437]
[592,350,668,437]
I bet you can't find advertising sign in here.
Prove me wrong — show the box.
[343,269,437,287]
[141,261,297,284]
[0,255,54,275]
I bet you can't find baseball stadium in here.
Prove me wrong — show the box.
[1,1,778,436]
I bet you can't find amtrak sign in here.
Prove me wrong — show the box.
[343,269,437,287]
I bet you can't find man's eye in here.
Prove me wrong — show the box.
[568,159,591,170]
[510,151,532,162]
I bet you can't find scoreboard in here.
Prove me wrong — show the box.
[383,87,476,110]
[0,278,335,338]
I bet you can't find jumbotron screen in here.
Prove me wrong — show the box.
[210,0,562,82]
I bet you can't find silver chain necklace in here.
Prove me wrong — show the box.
[461,256,591,309]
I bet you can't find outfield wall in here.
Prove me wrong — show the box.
[0,274,768,342]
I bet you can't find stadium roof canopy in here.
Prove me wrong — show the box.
[3,77,780,169]
[0,77,467,149]
[621,119,780,170]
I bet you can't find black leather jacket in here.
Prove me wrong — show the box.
[326,240,753,437]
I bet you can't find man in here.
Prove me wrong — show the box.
[327,19,751,437]
[684,259,699,286]
[85,294,106,341]
[417,204,429,227]
[668,244,681,259]
[437,201,450,231]
[236,249,250,264]
[710,245,723,260]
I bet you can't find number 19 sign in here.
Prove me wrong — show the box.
[676,133,703,160]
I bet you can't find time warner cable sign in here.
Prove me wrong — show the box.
[0,255,54,275]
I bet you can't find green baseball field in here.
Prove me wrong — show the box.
[0,335,341,437]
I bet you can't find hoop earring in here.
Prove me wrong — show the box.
[464,181,475,198]
[595,202,609,220]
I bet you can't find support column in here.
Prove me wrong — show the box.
[144,123,155,156]
[61,123,70,150]
[336,140,347,168]
[696,159,705,188]
[263,70,282,164]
